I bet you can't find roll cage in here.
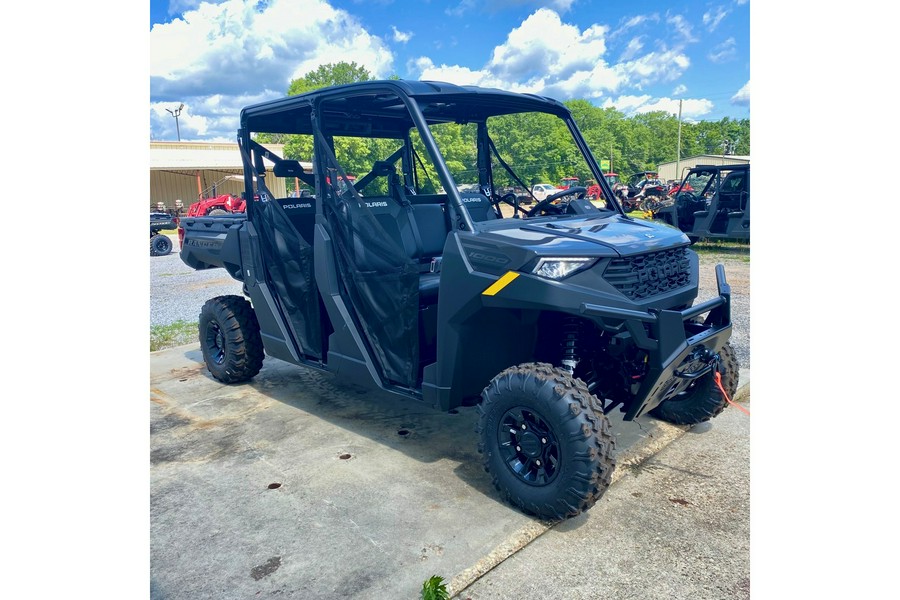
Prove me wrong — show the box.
[237,80,626,227]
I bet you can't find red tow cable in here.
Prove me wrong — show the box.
[714,371,750,416]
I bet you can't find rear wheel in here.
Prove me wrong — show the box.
[207,208,228,216]
[477,363,615,520]
[150,233,172,256]
[649,342,739,425]
[198,295,264,383]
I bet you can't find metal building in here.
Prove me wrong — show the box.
[150,141,295,212]
[657,154,750,184]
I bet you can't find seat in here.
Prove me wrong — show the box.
[460,193,498,222]
[277,197,316,245]
[404,203,447,305]
[348,196,448,305]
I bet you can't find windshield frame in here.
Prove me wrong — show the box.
[407,96,625,227]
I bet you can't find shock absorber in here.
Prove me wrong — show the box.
[561,317,580,374]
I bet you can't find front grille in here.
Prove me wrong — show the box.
[604,247,691,300]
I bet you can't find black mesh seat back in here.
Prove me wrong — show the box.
[460,192,498,222]
[353,200,448,262]
[409,203,448,257]
[277,197,317,245]
[346,198,405,271]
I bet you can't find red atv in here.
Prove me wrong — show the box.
[178,194,246,249]
[558,176,580,190]
[186,194,246,217]
[586,173,620,201]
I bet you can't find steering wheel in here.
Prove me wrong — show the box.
[495,192,529,217]
[526,186,587,217]
[675,191,698,204]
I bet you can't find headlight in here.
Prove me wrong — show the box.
[532,257,596,280]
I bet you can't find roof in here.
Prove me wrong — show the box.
[150,141,287,171]
[657,154,750,168]
[239,79,571,136]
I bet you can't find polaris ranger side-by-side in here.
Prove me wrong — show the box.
[179,80,738,520]
[652,164,750,243]
[150,212,176,256]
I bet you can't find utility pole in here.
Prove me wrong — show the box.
[166,103,184,141]
[675,99,683,183]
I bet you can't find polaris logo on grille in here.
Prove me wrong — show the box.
[638,263,677,283]
[283,203,312,209]
[365,201,388,208]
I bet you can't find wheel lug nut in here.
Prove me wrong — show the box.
[536,460,542,466]
[521,424,527,429]
[516,446,521,452]
[541,438,547,444]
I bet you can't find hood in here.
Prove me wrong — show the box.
[477,213,690,257]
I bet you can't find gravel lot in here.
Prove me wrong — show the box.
[150,234,750,368]
[150,235,244,327]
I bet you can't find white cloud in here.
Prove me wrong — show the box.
[447,0,576,17]
[666,14,697,42]
[601,94,652,113]
[412,8,693,104]
[602,95,714,119]
[413,9,623,98]
[487,9,607,81]
[611,13,660,38]
[618,47,691,88]
[731,80,750,106]
[672,84,687,95]
[392,25,412,43]
[150,0,394,140]
[619,37,644,61]
[708,37,737,63]
[703,6,729,31]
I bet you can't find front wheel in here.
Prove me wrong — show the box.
[649,342,739,425]
[198,295,264,383]
[477,363,616,520]
[150,233,172,256]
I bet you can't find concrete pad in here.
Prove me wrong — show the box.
[150,344,748,599]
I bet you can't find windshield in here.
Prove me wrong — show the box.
[416,108,621,223]
[680,170,716,198]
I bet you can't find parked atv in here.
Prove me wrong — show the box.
[614,171,666,213]
[150,212,176,256]
[179,80,738,520]
[187,194,246,217]
[652,164,749,243]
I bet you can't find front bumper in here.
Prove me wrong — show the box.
[580,264,734,420]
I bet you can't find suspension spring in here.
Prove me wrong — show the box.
[561,317,580,374]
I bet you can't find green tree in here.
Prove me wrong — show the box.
[275,62,375,161]
[287,61,371,96]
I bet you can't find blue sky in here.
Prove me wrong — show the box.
[150,0,750,141]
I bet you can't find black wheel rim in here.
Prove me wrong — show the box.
[497,407,560,486]
[205,321,226,365]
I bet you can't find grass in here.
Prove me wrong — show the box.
[692,239,750,256]
[151,320,198,352]
[421,576,449,600]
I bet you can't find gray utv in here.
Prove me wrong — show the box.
[179,80,739,520]
[653,164,750,242]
